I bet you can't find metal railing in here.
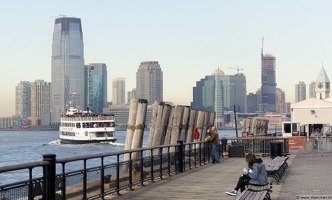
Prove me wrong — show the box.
[0,140,223,200]
[308,136,332,153]
[226,137,290,157]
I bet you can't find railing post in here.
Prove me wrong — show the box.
[43,154,56,200]
[177,140,184,173]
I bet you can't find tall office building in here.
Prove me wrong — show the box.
[222,73,247,113]
[246,93,258,113]
[136,61,163,104]
[127,88,136,104]
[15,81,31,117]
[309,81,316,98]
[51,17,85,122]
[295,81,306,102]
[191,73,222,116]
[30,80,51,125]
[191,69,246,117]
[261,53,277,112]
[112,77,126,105]
[85,63,108,113]
[276,88,286,114]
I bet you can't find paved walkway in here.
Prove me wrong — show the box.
[279,151,332,199]
[108,151,331,200]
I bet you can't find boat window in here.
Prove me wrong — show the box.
[76,123,81,128]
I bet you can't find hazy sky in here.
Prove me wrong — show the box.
[1,0,332,117]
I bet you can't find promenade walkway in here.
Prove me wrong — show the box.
[109,151,331,200]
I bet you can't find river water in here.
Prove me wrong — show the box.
[0,129,240,167]
[0,129,239,185]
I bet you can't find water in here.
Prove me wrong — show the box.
[0,129,238,184]
[0,129,239,167]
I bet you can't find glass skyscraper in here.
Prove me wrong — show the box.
[15,81,31,118]
[136,61,163,104]
[85,63,108,114]
[261,54,276,112]
[51,17,85,122]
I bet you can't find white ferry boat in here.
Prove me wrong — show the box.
[59,108,116,144]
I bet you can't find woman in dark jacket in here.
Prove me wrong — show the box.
[226,153,268,196]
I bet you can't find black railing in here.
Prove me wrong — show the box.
[0,140,224,200]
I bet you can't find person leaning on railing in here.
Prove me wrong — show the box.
[205,126,220,164]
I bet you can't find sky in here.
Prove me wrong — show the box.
[1,0,332,117]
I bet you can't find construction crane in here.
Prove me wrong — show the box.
[228,66,244,74]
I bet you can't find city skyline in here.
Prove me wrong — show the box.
[2,1,332,117]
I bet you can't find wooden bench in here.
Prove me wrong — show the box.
[266,156,288,183]
[236,183,272,200]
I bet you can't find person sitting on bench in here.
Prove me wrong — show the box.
[226,153,268,196]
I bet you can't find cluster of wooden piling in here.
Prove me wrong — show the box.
[242,117,269,136]
[123,99,216,161]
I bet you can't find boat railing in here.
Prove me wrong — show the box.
[0,140,224,200]
[60,115,115,122]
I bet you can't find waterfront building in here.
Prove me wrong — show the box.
[51,17,85,123]
[136,61,163,104]
[222,73,246,113]
[104,104,153,129]
[261,54,277,112]
[295,81,306,102]
[191,68,246,124]
[85,63,108,113]
[315,67,330,99]
[30,80,51,126]
[309,81,316,98]
[127,88,136,104]
[191,69,224,118]
[246,93,258,113]
[15,81,31,118]
[112,78,126,105]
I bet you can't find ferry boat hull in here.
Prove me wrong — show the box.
[59,108,116,144]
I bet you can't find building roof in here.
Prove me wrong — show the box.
[291,98,332,109]
[316,67,330,83]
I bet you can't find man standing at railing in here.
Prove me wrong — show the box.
[205,126,220,164]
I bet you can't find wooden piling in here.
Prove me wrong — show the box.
[151,103,172,156]
[179,106,190,142]
[201,111,210,141]
[186,110,198,144]
[163,107,175,153]
[196,111,205,141]
[169,105,184,153]
[123,99,139,162]
[131,99,148,160]
[146,101,160,151]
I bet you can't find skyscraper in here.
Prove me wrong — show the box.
[295,81,306,102]
[136,61,163,104]
[261,54,277,112]
[15,81,31,118]
[112,77,126,105]
[276,88,286,114]
[309,81,316,98]
[221,73,247,113]
[51,17,85,122]
[85,63,108,113]
[30,80,51,125]
[246,93,258,113]
[127,88,136,104]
